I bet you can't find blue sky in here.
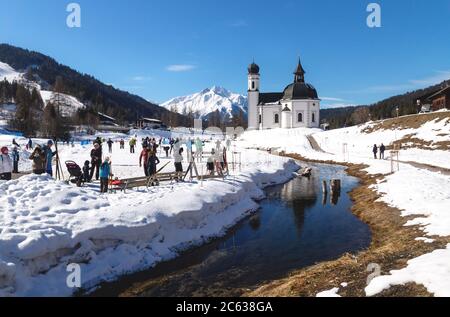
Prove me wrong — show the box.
[1,0,450,107]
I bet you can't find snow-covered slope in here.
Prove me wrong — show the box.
[0,61,86,117]
[40,90,86,117]
[0,61,23,82]
[161,86,247,119]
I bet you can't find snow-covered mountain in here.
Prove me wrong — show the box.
[161,86,247,120]
[0,61,23,82]
[0,61,86,117]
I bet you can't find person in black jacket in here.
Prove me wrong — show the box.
[372,144,378,159]
[380,143,386,160]
[90,142,102,181]
[147,150,160,181]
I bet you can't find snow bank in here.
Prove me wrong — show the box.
[316,287,341,297]
[0,148,298,296]
[365,244,450,297]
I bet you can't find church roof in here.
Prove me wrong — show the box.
[248,62,260,75]
[282,82,318,100]
[294,57,306,76]
[258,92,283,105]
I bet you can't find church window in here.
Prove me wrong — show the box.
[298,112,303,122]
[259,115,262,124]
[252,81,255,90]
[312,113,316,123]
[274,113,279,124]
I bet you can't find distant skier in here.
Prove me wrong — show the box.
[11,146,19,174]
[107,138,114,154]
[372,144,378,159]
[129,138,137,154]
[380,143,386,160]
[120,139,125,149]
[28,138,33,150]
[0,146,13,181]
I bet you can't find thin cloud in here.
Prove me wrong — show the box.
[132,76,152,81]
[320,97,345,102]
[166,64,197,72]
[229,19,248,27]
[321,103,357,109]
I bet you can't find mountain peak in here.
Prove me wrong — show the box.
[161,87,248,120]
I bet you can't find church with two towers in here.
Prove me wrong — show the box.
[247,58,320,130]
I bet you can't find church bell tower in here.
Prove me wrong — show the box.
[247,61,260,130]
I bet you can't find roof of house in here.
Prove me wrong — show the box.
[427,86,450,100]
[258,92,283,105]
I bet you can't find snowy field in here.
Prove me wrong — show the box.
[0,131,299,296]
[240,111,450,297]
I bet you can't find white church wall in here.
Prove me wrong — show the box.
[259,105,281,129]
[290,100,320,128]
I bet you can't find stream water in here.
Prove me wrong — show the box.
[91,162,371,297]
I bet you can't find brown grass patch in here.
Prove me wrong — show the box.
[363,112,450,134]
[244,153,450,297]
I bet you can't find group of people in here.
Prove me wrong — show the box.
[372,143,386,159]
[0,139,58,181]
[83,138,113,193]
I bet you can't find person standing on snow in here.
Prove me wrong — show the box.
[99,157,112,193]
[0,147,13,181]
[129,138,136,154]
[28,138,33,150]
[43,140,57,177]
[380,143,386,160]
[161,138,170,158]
[120,139,125,149]
[29,145,46,175]
[139,144,150,176]
[174,147,184,181]
[107,138,114,154]
[147,150,160,183]
[11,146,19,174]
[185,138,193,163]
[90,142,102,181]
[82,160,92,183]
[195,137,203,162]
[372,144,378,159]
